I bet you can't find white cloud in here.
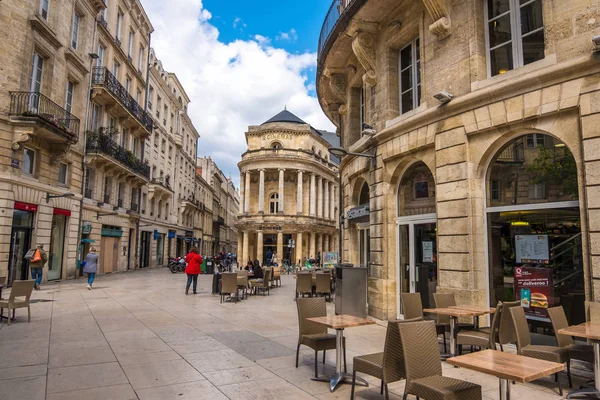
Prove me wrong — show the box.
[142,0,334,187]
[276,28,298,42]
[233,16,246,30]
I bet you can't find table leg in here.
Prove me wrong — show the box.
[474,315,479,330]
[449,317,456,357]
[499,378,510,400]
[566,341,600,398]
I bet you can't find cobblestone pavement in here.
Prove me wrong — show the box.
[0,268,590,399]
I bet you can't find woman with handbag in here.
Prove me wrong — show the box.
[28,244,47,290]
[83,247,99,290]
[184,247,202,295]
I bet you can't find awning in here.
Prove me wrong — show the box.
[81,239,96,243]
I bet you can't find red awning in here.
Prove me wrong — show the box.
[53,208,71,216]
[14,202,38,212]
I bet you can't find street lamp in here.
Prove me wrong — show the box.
[96,211,117,219]
[328,147,376,265]
[46,192,75,203]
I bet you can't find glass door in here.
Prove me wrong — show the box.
[9,228,32,284]
[48,214,67,280]
[358,224,370,268]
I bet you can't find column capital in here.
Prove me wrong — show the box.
[278,168,286,172]
[258,168,266,172]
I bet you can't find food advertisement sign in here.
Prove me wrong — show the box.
[323,252,338,269]
[515,235,550,264]
[514,267,553,317]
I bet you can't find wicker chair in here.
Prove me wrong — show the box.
[273,266,281,287]
[315,273,332,302]
[548,306,593,364]
[510,306,570,394]
[220,273,238,303]
[236,270,248,300]
[401,293,448,353]
[253,268,271,296]
[296,272,313,298]
[457,301,502,354]
[350,318,422,400]
[296,297,346,378]
[497,300,521,351]
[398,320,482,400]
[0,280,35,325]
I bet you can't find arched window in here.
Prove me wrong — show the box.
[359,183,369,206]
[269,193,279,214]
[271,142,282,150]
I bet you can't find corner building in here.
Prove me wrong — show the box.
[316,0,600,323]
[237,110,339,266]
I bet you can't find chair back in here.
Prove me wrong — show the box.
[401,293,424,320]
[237,270,248,277]
[0,276,7,285]
[587,301,600,323]
[296,273,313,293]
[382,317,423,382]
[221,273,238,294]
[498,300,521,345]
[262,268,272,288]
[315,273,331,294]
[9,280,35,302]
[487,302,503,348]
[273,266,281,279]
[398,320,442,385]
[509,305,531,353]
[296,297,327,338]
[433,293,455,324]
[547,306,573,347]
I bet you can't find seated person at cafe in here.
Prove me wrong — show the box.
[245,260,253,271]
[253,260,264,279]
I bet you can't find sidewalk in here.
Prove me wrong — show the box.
[0,268,588,399]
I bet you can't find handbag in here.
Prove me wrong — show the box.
[31,249,42,263]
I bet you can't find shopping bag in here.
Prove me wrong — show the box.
[31,249,42,263]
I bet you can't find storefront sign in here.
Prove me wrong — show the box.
[82,221,92,234]
[101,227,123,237]
[422,241,434,263]
[14,201,38,212]
[514,267,554,318]
[323,252,338,268]
[347,205,370,221]
[11,159,19,168]
[185,230,193,238]
[263,133,292,141]
[53,208,71,216]
[154,230,159,240]
[515,235,550,264]
[168,230,176,239]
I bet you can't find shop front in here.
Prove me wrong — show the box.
[100,226,122,274]
[8,202,37,284]
[155,230,165,266]
[140,231,151,268]
[48,208,70,281]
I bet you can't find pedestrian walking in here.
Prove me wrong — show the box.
[185,247,202,295]
[28,244,47,290]
[266,248,273,267]
[83,247,99,290]
[271,251,279,267]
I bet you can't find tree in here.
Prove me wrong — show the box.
[526,146,578,198]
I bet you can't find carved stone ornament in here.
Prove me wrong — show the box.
[421,0,451,39]
[49,147,69,165]
[325,69,347,105]
[12,132,31,151]
[351,31,377,86]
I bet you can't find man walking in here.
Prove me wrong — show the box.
[266,248,273,267]
[29,244,47,290]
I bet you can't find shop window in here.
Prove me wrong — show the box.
[269,193,279,214]
[485,0,545,77]
[399,38,421,114]
[22,148,36,176]
[490,180,501,200]
[58,163,68,185]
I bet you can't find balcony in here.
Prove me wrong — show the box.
[91,67,153,134]
[148,175,173,199]
[318,0,360,61]
[9,92,79,144]
[496,142,525,164]
[86,129,150,181]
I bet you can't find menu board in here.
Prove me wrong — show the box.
[515,235,550,264]
[514,267,553,318]
[422,241,433,263]
[323,252,338,269]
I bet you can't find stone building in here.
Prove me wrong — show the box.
[316,0,600,323]
[195,168,214,256]
[236,110,339,266]
[0,0,105,283]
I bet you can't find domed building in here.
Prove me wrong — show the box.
[237,110,339,266]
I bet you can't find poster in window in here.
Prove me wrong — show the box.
[514,267,553,318]
[422,241,433,263]
[515,235,549,264]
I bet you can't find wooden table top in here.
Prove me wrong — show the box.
[306,315,376,330]
[423,307,494,317]
[447,349,565,383]
[449,305,496,313]
[558,322,600,341]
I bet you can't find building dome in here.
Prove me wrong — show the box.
[262,109,307,125]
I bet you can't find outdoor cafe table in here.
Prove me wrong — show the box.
[306,314,375,392]
[447,349,565,400]
[558,322,600,398]
[423,306,495,357]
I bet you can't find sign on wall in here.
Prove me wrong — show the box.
[347,205,370,221]
[82,221,92,234]
[323,252,338,268]
[515,235,550,264]
[514,266,554,318]
[422,241,434,263]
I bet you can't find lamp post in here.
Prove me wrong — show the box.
[328,147,376,266]
[45,192,75,203]
[96,211,118,219]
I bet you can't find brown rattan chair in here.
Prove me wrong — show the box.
[296,272,313,298]
[236,270,248,300]
[315,273,332,302]
[398,320,482,400]
[497,300,521,351]
[350,317,422,400]
[296,297,346,377]
[253,268,271,296]
[548,306,593,364]
[510,305,570,395]
[220,273,239,303]
[402,293,448,353]
[0,280,35,326]
[457,301,502,354]
[273,266,281,287]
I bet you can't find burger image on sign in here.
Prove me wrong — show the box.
[530,293,549,308]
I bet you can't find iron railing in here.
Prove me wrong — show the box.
[151,176,171,190]
[318,0,354,58]
[91,67,153,132]
[86,129,150,179]
[496,142,525,163]
[9,92,80,140]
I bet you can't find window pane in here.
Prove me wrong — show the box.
[400,45,412,70]
[401,68,412,94]
[520,0,543,35]
[490,43,514,76]
[487,0,510,18]
[415,181,428,199]
[58,163,67,184]
[401,90,414,114]
[23,149,34,174]
[488,13,512,48]
[522,29,545,66]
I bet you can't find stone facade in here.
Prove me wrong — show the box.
[317,0,600,320]
[236,110,339,266]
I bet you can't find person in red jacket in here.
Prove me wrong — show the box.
[184,247,203,295]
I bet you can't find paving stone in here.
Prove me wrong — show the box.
[49,345,116,368]
[122,359,205,389]
[136,380,228,400]
[47,362,128,393]
[46,384,137,400]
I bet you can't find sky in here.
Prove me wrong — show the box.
[142,0,336,188]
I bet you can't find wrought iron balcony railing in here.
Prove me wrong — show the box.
[86,129,150,179]
[318,0,354,58]
[91,67,153,133]
[496,142,525,164]
[151,176,172,190]
[9,92,80,141]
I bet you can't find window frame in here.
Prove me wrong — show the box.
[490,179,501,201]
[359,86,365,129]
[71,13,80,49]
[22,147,36,176]
[269,193,279,214]
[97,44,105,68]
[58,162,68,185]
[398,38,421,114]
[65,80,74,114]
[40,0,49,20]
[128,30,134,56]
[116,11,123,41]
[30,53,44,93]
[138,47,144,70]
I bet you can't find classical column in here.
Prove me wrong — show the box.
[331,185,336,221]
[244,171,251,214]
[239,173,245,213]
[277,231,283,263]
[317,176,323,218]
[324,180,330,220]
[317,233,323,259]
[296,170,303,215]
[324,234,330,254]
[257,231,263,265]
[310,173,316,216]
[237,232,243,261]
[242,231,249,264]
[296,232,303,265]
[309,232,316,258]
[278,169,285,214]
[258,169,265,214]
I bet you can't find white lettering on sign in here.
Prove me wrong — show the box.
[263,133,293,141]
